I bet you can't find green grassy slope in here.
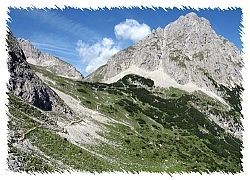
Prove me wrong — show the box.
[7,64,243,173]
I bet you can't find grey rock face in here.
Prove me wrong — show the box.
[18,38,83,80]
[7,32,72,114]
[89,12,243,96]
[86,12,244,138]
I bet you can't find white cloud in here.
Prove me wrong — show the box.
[114,19,151,42]
[76,38,120,74]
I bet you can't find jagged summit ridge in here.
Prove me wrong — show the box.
[18,38,84,80]
[87,12,243,102]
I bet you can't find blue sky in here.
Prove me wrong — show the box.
[8,8,242,76]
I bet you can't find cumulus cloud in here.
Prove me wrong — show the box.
[114,19,151,42]
[76,38,120,74]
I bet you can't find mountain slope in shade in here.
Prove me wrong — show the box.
[18,38,84,80]
[87,12,243,106]
[7,32,72,114]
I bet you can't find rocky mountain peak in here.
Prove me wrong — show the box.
[18,38,84,80]
[87,12,243,107]
[180,12,208,23]
[174,12,212,31]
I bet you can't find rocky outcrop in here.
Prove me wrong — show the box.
[18,38,83,80]
[7,31,72,114]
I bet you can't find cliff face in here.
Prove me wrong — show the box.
[7,32,72,114]
[18,38,84,80]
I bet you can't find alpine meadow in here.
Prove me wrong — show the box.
[6,8,244,174]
